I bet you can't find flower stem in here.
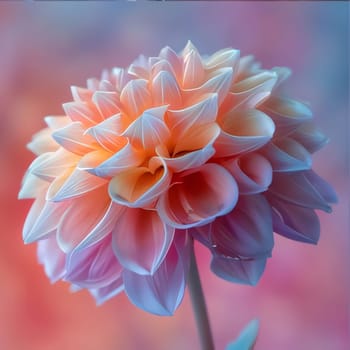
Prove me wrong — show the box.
[188,243,215,350]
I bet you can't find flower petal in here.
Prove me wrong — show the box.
[37,235,66,283]
[109,157,171,208]
[27,128,60,155]
[92,91,121,118]
[182,48,205,89]
[260,137,312,172]
[89,277,124,305]
[57,186,111,253]
[267,194,320,244]
[65,235,123,289]
[112,208,175,275]
[122,105,170,149]
[158,46,182,77]
[222,153,273,194]
[52,122,98,155]
[205,48,240,72]
[226,319,259,350]
[211,256,267,285]
[18,172,49,199]
[214,109,275,157]
[70,86,93,102]
[63,101,103,126]
[157,164,238,228]
[123,231,190,315]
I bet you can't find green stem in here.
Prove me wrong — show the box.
[188,243,215,350]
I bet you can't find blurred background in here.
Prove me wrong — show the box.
[0,1,348,349]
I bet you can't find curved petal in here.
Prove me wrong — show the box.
[122,105,170,149]
[211,255,267,285]
[151,70,182,108]
[123,231,190,315]
[226,319,259,350]
[109,157,171,208]
[85,114,129,152]
[268,172,332,212]
[158,46,182,78]
[92,91,121,118]
[63,101,103,126]
[182,48,205,89]
[112,208,175,275]
[57,186,111,253]
[267,194,320,244]
[214,109,275,157]
[89,277,124,305]
[23,199,69,244]
[166,93,218,139]
[44,116,71,130]
[27,128,59,155]
[50,168,108,201]
[260,96,312,136]
[222,153,273,194]
[205,48,240,72]
[52,122,98,155]
[260,137,312,172]
[37,235,66,283]
[70,86,93,102]
[271,66,292,88]
[65,235,123,289]
[157,163,238,229]
[18,172,49,199]
[120,79,151,119]
[210,195,274,259]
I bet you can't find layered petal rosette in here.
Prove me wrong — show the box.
[19,42,336,315]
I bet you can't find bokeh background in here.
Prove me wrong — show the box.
[0,1,348,350]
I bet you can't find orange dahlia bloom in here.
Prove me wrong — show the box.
[19,42,336,315]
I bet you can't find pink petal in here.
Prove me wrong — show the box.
[109,157,171,208]
[92,91,121,118]
[166,93,218,139]
[157,163,238,229]
[211,256,267,286]
[210,194,274,259]
[62,101,103,126]
[50,168,108,201]
[112,208,175,275]
[23,199,69,244]
[18,172,49,199]
[222,153,273,194]
[44,115,71,130]
[291,122,329,153]
[27,128,60,155]
[128,55,150,79]
[236,55,261,80]
[267,194,320,244]
[214,109,275,157]
[111,67,132,93]
[205,48,240,72]
[85,114,128,152]
[271,67,291,88]
[89,277,124,305]
[182,48,205,89]
[120,79,151,119]
[65,235,123,289]
[260,96,312,136]
[151,70,182,108]
[57,186,111,253]
[269,172,332,212]
[52,122,98,155]
[70,86,93,102]
[122,105,170,149]
[37,235,66,283]
[159,46,182,77]
[260,137,312,172]
[123,231,190,315]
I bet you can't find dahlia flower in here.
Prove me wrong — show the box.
[19,41,336,319]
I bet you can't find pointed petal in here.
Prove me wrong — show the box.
[23,199,69,244]
[205,48,240,72]
[112,208,175,275]
[52,122,98,155]
[167,93,218,139]
[123,232,190,315]
[18,172,49,199]
[267,194,320,244]
[152,70,182,108]
[89,277,124,305]
[157,164,238,229]
[210,195,274,259]
[63,101,103,126]
[78,148,113,174]
[111,67,132,93]
[44,116,71,130]
[120,79,151,119]
[109,157,171,208]
[122,105,170,149]
[211,256,267,285]
[271,67,292,87]
[215,109,275,157]
[92,91,121,118]
[269,172,332,212]
[159,46,182,77]
[182,48,205,89]
[226,319,259,350]
[50,168,108,201]
[27,128,59,155]
[66,235,123,289]
[57,186,110,253]
[70,86,93,102]
[37,235,66,283]
[222,153,273,194]
[260,137,312,172]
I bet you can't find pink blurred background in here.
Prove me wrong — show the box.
[1,2,348,350]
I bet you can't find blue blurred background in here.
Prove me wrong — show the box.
[0,1,348,349]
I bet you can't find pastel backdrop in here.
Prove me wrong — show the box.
[0,2,348,350]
